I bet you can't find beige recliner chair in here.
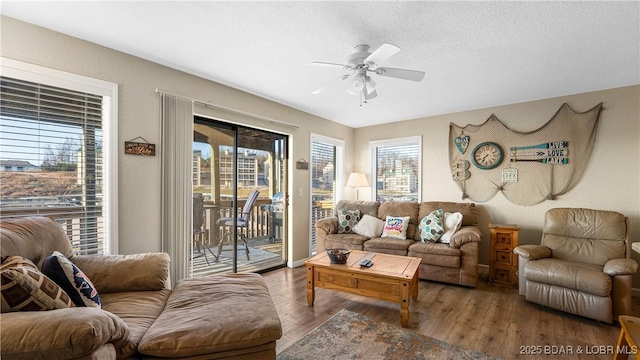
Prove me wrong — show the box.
[514,208,637,323]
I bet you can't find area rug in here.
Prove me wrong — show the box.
[277,309,498,360]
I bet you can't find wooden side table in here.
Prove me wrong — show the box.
[614,315,640,359]
[488,223,519,287]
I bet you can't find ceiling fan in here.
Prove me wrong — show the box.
[310,43,425,106]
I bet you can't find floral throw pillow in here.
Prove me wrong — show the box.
[381,216,411,240]
[337,208,361,234]
[419,208,444,243]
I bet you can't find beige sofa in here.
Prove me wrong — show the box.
[514,208,637,323]
[1,217,282,359]
[316,200,482,287]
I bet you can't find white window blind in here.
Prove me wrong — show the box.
[0,76,107,255]
[371,136,421,202]
[310,135,344,254]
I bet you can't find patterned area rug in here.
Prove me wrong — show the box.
[277,309,499,360]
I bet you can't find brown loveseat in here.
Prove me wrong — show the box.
[315,200,482,287]
[1,217,282,359]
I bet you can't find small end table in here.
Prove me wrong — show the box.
[488,223,519,287]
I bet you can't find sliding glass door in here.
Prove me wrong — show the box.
[192,117,287,275]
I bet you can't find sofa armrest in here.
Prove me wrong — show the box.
[315,216,338,253]
[72,252,171,293]
[604,258,638,276]
[513,245,551,260]
[316,216,338,235]
[1,308,129,360]
[449,226,482,249]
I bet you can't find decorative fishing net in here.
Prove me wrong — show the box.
[448,103,602,206]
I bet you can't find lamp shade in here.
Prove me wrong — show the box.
[346,172,369,188]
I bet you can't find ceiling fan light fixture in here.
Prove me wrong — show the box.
[365,76,376,92]
[352,73,365,91]
[347,87,360,96]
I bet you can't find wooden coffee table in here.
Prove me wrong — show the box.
[305,250,421,327]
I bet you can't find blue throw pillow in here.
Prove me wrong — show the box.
[41,251,101,308]
[419,208,444,243]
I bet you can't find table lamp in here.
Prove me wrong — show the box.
[346,172,369,200]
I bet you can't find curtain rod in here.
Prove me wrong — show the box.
[155,88,299,129]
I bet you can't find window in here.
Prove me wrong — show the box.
[0,58,118,255]
[310,134,344,255]
[370,136,421,202]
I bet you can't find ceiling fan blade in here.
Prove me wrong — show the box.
[364,89,378,100]
[375,67,425,82]
[364,43,400,68]
[311,74,351,94]
[310,62,352,70]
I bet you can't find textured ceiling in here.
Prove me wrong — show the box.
[2,1,638,128]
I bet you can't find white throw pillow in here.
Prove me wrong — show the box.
[440,212,463,243]
[381,216,411,240]
[352,214,385,238]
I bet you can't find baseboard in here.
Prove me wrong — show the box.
[478,263,489,278]
[288,258,308,268]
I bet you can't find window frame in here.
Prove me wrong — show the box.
[369,136,422,202]
[1,57,119,254]
[310,133,344,255]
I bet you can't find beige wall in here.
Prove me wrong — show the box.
[3,16,640,286]
[0,16,354,263]
[354,85,640,285]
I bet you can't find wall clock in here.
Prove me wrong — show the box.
[471,142,504,170]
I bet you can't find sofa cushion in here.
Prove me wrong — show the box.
[353,214,385,238]
[382,216,411,240]
[363,237,412,254]
[101,289,172,358]
[419,209,444,242]
[41,251,101,308]
[335,200,380,218]
[524,258,611,297]
[138,273,282,358]
[0,307,130,359]
[0,217,73,268]
[337,208,360,234]
[408,242,462,268]
[1,256,74,312]
[71,252,171,293]
[440,212,463,243]
[419,202,478,227]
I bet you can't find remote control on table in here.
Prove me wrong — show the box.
[359,253,376,267]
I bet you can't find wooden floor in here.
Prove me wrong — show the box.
[262,266,640,359]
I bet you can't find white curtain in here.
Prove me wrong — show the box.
[160,94,193,285]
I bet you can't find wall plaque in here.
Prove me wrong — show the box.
[296,158,308,170]
[125,137,156,156]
